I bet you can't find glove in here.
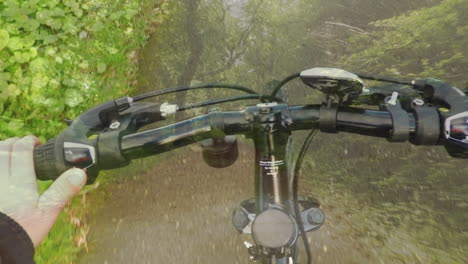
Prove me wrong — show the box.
[0,136,87,247]
[413,79,468,158]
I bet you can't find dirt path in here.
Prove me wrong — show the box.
[78,143,368,264]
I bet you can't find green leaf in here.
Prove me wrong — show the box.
[5,84,20,97]
[73,8,83,18]
[62,21,78,34]
[110,11,126,20]
[35,10,51,23]
[7,119,24,132]
[62,78,77,87]
[43,0,60,8]
[97,63,107,73]
[13,51,31,63]
[107,47,118,55]
[124,8,139,20]
[21,35,36,48]
[29,58,48,73]
[50,8,66,17]
[48,79,60,89]
[23,18,40,31]
[64,89,84,107]
[1,7,22,18]
[7,36,23,51]
[54,56,63,64]
[31,73,49,89]
[43,98,65,113]
[0,72,11,82]
[4,0,20,8]
[21,0,40,14]
[46,18,62,30]
[79,61,89,69]
[63,0,78,8]
[5,23,20,35]
[0,30,10,51]
[43,35,58,44]
[91,21,105,32]
[29,47,38,58]
[12,66,22,79]
[44,46,57,56]
[0,60,7,72]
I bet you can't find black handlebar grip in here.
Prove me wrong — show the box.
[34,138,66,181]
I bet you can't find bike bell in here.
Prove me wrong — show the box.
[200,136,239,168]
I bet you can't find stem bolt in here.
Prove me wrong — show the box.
[307,208,325,225]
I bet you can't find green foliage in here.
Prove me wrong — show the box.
[0,0,163,140]
[0,0,165,263]
[343,0,468,86]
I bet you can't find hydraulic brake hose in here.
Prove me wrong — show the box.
[270,73,301,98]
[133,84,259,102]
[355,73,412,85]
[293,129,318,264]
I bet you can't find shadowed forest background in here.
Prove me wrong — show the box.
[1,0,467,263]
[137,0,468,261]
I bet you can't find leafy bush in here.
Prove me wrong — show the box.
[1,0,166,263]
[0,0,165,141]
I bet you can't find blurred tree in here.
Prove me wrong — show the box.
[342,0,468,87]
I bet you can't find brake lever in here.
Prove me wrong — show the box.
[34,98,178,183]
[95,102,178,171]
[120,102,178,133]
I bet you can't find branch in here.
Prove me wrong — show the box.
[324,21,369,35]
[198,0,264,78]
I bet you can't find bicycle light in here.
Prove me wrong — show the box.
[252,209,298,250]
[300,67,364,103]
[200,136,239,168]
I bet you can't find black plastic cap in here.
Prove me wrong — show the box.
[200,136,238,168]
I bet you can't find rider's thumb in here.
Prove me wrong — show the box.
[38,168,87,213]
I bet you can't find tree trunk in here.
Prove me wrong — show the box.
[175,0,204,121]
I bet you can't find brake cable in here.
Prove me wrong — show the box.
[133,84,260,102]
[293,129,318,264]
[355,73,412,85]
[269,72,414,101]
[270,72,301,98]
[178,95,284,111]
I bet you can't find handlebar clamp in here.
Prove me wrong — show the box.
[410,106,440,145]
[382,93,410,142]
[319,105,338,133]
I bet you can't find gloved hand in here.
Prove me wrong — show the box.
[0,136,87,247]
[413,79,468,157]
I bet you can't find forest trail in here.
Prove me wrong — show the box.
[78,143,368,264]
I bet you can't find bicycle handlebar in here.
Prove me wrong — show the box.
[120,105,415,160]
[32,74,468,183]
[29,73,468,264]
[34,102,426,182]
